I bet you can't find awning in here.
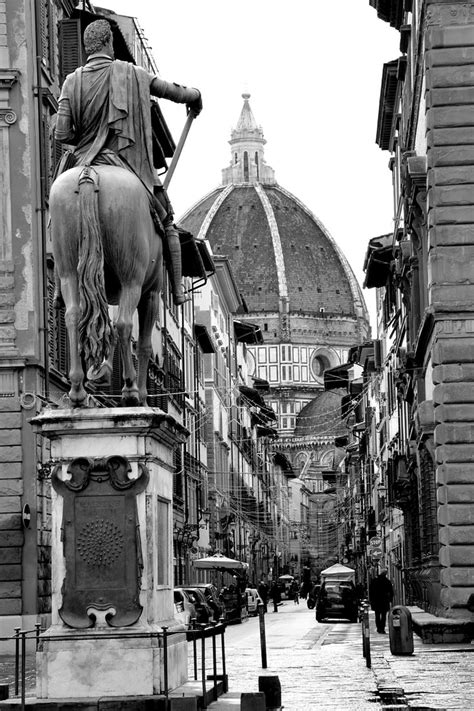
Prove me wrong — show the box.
[363,234,394,289]
[273,452,296,478]
[256,425,278,439]
[234,320,263,344]
[252,377,270,392]
[179,230,208,279]
[324,363,352,391]
[194,324,216,353]
[239,385,266,408]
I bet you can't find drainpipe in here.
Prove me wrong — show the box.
[33,0,50,399]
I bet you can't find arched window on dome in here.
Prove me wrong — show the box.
[243,151,249,182]
[255,151,259,181]
[234,152,238,164]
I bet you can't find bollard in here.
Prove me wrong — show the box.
[258,675,282,710]
[258,603,267,669]
[361,605,371,668]
[388,605,414,656]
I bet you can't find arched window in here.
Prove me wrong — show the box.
[234,152,238,164]
[255,152,259,181]
[243,151,249,182]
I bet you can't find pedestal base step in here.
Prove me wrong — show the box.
[0,696,196,710]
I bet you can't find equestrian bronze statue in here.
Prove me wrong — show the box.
[49,19,202,407]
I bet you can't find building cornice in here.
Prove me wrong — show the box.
[0,69,20,90]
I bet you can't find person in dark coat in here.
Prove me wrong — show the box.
[269,581,281,611]
[369,569,394,633]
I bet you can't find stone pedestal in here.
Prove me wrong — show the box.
[32,407,189,699]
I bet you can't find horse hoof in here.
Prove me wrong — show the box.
[121,389,140,407]
[69,388,87,408]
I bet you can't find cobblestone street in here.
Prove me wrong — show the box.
[0,604,473,709]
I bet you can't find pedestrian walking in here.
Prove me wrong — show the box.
[290,579,300,604]
[369,568,394,633]
[270,581,281,612]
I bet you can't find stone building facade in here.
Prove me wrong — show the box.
[359,0,474,621]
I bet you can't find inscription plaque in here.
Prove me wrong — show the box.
[52,456,148,628]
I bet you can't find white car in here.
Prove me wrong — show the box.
[245,587,263,615]
[174,588,198,627]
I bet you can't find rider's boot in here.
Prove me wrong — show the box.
[165,220,189,306]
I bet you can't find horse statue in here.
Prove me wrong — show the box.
[49,164,162,407]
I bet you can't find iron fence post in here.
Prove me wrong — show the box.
[35,622,41,651]
[201,627,206,708]
[20,630,26,710]
[211,623,217,700]
[161,626,169,698]
[13,627,20,697]
[220,621,227,693]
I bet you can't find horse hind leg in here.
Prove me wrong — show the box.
[61,275,87,406]
[116,285,142,406]
[137,288,160,406]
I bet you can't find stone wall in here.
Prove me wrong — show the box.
[426,3,474,617]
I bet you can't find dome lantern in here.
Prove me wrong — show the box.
[222,94,276,186]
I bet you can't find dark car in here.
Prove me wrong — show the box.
[181,587,214,624]
[192,583,225,621]
[315,581,358,623]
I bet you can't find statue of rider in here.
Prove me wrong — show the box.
[54,18,202,305]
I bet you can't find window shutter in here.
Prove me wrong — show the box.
[59,19,84,84]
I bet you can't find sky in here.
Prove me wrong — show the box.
[95,0,401,327]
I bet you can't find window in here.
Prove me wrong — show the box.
[39,0,55,73]
[157,498,170,586]
[244,151,249,181]
[47,272,68,377]
[310,353,330,379]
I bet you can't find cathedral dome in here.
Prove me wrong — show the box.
[179,95,369,432]
[294,388,348,439]
[179,95,369,340]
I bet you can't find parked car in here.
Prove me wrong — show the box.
[181,587,214,623]
[192,583,225,621]
[315,581,358,623]
[174,588,198,627]
[245,587,263,615]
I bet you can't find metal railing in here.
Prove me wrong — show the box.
[186,617,228,708]
[0,619,227,710]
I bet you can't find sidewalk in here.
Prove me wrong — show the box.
[370,622,474,710]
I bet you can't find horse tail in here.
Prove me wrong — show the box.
[76,166,112,368]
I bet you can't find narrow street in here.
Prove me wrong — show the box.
[218,601,382,710]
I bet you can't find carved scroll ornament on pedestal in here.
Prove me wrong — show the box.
[52,456,149,629]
